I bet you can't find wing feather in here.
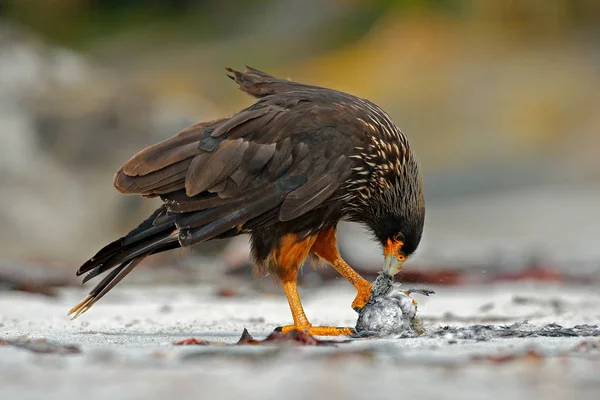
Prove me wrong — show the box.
[115,158,192,194]
[185,139,249,197]
[279,155,352,221]
[122,120,223,176]
[111,77,364,235]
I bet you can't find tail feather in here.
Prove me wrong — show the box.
[121,211,176,247]
[76,237,124,277]
[69,207,180,319]
[77,207,170,276]
[68,257,145,319]
[81,232,178,284]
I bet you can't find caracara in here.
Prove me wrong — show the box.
[69,67,425,336]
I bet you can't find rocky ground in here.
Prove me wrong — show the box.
[1,281,599,400]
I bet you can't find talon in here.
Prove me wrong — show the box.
[351,282,372,311]
[277,325,354,336]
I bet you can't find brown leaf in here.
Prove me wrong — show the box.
[237,329,347,346]
[173,329,349,347]
[264,330,320,345]
[173,338,210,346]
[236,328,262,345]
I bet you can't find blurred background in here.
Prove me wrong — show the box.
[1,0,600,294]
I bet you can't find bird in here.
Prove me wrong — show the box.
[356,272,434,336]
[68,66,425,336]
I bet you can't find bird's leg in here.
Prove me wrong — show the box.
[332,258,373,311]
[281,279,311,328]
[272,233,354,336]
[311,228,372,311]
[277,278,354,336]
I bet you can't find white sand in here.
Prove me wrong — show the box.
[1,282,599,400]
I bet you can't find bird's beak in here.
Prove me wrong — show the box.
[383,254,404,276]
[383,238,406,276]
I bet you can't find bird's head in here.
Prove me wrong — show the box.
[346,153,425,275]
[358,139,426,276]
[356,136,425,276]
[371,212,424,276]
[342,102,426,276]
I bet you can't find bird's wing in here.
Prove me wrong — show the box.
[114,94,363,242]
[225,66,326,99]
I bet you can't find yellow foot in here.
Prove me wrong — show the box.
[276,325,355,336]
[351,281,373,311]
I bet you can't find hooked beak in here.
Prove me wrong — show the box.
[383,254,404,276]
[383,238,406,276]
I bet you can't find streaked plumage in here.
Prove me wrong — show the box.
[70,67,425,335]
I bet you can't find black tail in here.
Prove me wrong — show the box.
[68,206,180,319]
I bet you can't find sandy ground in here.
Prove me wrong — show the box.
[1,282,599,400]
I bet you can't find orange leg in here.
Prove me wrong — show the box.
[277,280,354,336]
[311,228,372,311]
[272,233,355,336]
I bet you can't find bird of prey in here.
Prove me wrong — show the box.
[69,67,425,336]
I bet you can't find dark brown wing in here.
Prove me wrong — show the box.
[114,90,364,246]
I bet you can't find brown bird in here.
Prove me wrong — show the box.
[69,67,425,336]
